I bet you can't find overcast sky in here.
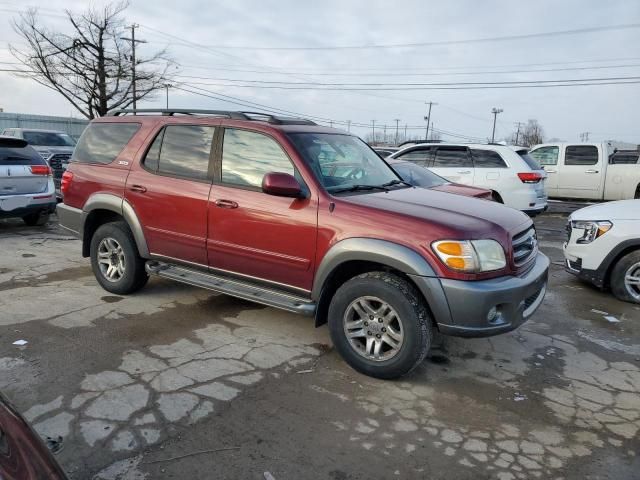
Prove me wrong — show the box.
[1,0,639,144]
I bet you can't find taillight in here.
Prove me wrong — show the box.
[30,165,52,176]
[517,172,543,184]
[61,171,73,195]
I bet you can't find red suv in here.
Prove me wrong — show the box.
[57,109,549,379]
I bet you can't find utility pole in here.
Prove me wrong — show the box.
[491,107,503,143]
[371,120,376,144]
[404,124,407,142]
[164,83,172,109]
[383,125,387,144]
[580,131,591,142]
[120,24,147,112]
[514,121,524,145]
[347,120,351,132]
[394,119,400,145]
[424,101,437,140]
[329,120,334,128]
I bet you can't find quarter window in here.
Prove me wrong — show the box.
[222,129,294,188]
[529,146,559,166]
[156,125,214,180]
[471,149,506,168]
[565,145,599,166]
[73,123,140,164]
[433,148,472,168]
[609,153,639,165]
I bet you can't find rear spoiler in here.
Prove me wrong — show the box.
[0,136,28,148]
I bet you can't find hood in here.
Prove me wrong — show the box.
[339,187,531,238]
[570,199,640,221]
[430,183,492,198]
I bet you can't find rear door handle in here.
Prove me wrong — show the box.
[129,184,147,193]
[457,170,471,174]
[585,169,599,174]
[545,169,557,173]
[215,199,239,209]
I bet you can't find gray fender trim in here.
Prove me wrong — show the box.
[311,238,437,301]
[83,193,149,257]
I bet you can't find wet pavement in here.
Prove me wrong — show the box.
[0,202,639,480]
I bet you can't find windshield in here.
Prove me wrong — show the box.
[391,162,448,188]
[288,133,402,193]
[23,131,76,147]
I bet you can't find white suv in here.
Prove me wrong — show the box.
[387,143,548,215]
[564,199,640,304]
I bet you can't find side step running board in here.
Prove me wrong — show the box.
[145,261,316,316]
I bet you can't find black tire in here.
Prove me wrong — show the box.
[634,184,640,199]
[22,212,49,226]
[610,250,640,304]
[491,191,504,203]
[328,271,432,379]
[90,221,148,295]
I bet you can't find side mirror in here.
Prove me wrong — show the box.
[262,172,304,198]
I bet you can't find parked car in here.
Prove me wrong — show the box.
[0,392,68,479]
[57,109,548,379]
[530,142,640,200]
[373,147,399,158]
[1,128,76,194]
[564,199,640,304]
[387,143,548,215]
[0,137,56,226]
[387,158,493,199]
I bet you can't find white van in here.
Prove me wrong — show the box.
[529,143,640,201]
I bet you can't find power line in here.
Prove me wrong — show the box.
[141,23,640,51]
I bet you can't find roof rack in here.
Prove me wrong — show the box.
[107,108,317,126]
[107,109,248,119]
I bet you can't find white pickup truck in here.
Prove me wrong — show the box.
[529,143,640,201]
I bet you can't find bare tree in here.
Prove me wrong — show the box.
[509,119,545,147]
[11,2,173,119]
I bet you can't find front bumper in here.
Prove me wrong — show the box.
[411,253,549,337]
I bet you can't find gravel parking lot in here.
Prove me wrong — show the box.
[1,202,639,480]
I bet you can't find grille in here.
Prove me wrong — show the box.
[512,227,538,267]
[48,154,71,179]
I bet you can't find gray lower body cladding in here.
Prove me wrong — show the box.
[411,253,549,338]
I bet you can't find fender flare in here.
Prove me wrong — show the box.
[311,238,436,301]
[82,193,149,257]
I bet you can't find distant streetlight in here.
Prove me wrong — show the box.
[491,107,503,143]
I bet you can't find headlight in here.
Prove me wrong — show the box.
[432,239,506,273]
[571,220,612,244]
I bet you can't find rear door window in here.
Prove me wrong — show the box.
[433,147,472,168]
[471,149,506,168]
[73,123,140,165]
[530,146,559,166]
[156,125,215,180]
[565,145,599,165]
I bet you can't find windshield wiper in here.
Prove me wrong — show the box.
[380,179,413,188]
[329,184,389,194]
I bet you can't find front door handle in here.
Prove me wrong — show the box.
[585,169,599,174]
[129,184,147,193]
[457,170,471,174]
[215,199,239,209]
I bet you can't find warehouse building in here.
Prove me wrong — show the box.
[0,112,88,139]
